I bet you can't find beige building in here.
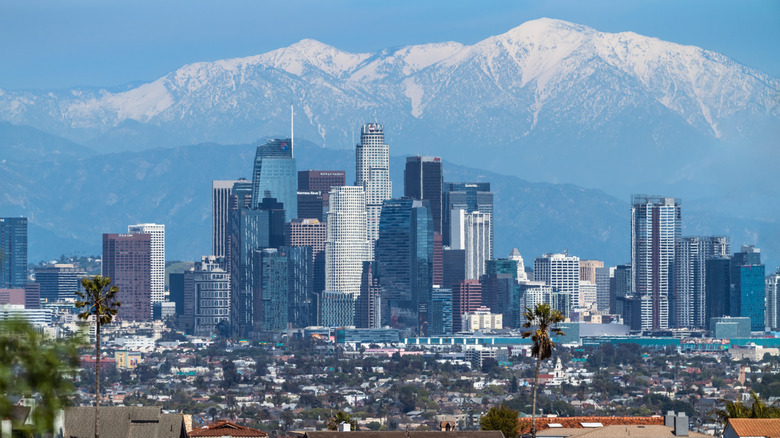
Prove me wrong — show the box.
[579,259,604,284]
[462,306,502,332]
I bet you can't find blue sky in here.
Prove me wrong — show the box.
[1,0,778,90]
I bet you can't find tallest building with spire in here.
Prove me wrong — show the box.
[251,138,297,221]
[355,123,392,246]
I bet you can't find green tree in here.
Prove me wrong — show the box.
[522,303,565,438]
[0,318,81,434]
[480,404,522,438]
[712,391,780,425]
[75,275,121,438]
[327,411,358,431]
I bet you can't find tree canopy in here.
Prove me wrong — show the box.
[480,403,522,438]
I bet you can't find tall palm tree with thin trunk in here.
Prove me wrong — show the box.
[75,275,120,438]
[522,303,565,438]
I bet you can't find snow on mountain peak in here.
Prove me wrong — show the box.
[258,38,369,77]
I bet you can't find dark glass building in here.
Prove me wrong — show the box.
[251,138,297,221]
[102,233,152,321]
[356,261,381,329]
[404,156,443,234]
[705,256,731,330]
[0,217,27,288]
[375,198,433,332]
[731,245,765,331]
[34,264,86,302]
[429,285,453,335]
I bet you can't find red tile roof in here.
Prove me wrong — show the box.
[188,420,269,437]
[726,418,780,438]
[519,416,664,434]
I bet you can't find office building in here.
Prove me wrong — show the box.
[228,199,284,337]
[580,260,603,284]
[674,236,730,329]
[375,198,433,331]
[356,261,381,329]
[285,246,315,329]
[442,248,466,289]
[631,195,681,330]
[0,217,27,289]
[520,281,570,322]
[34,264,86,302]
[23,283,40,309]
[482,258,521,327]
[102,233,152,321]
[442,182,493,247]
[462,307,503,332]
[765,269,780,331]
[325,186,371,299]
[534,253,580,311]
[432,232,443,287]
[169,272,185,318]
[404,156,443,233]
[128,223,165,305]
[705,256,732,330]
[321,291,355,327]
[286,218,327,295]
[610,264,632,316]
[355,123,392,244]
[731,245,765,331]
[450,209,492,280]
[251,138,297,221]
[452,280,482,332]
[509,248,529,282]
[182,256,230,336]
[212,179,247,257]
[429,286,453,335]
[595,266,615,313]
[298,170,346,219]
[297,191,325,221]
[253,248,289,332]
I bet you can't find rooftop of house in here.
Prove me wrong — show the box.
[188,420,269,437]
[725,418,780,438]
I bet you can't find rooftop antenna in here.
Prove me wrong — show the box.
[290,103,294,157]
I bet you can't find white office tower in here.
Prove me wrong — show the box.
[355,123,392,247]
[767,269,780,331]
[533,253,580,311]
[451,209,492,280]
[509,248,529,282]
[127,223,165,304]
[325,186,371,298]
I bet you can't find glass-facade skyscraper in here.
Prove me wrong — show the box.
[442,182,493,247]
[375,198,433,332]
[0,217,27,289]
[631,195,681,331]
[731,245,765,331]
[251,138,297,221]
[404,156,443,234]
[673,236,730,329]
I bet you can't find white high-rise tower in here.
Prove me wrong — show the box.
[128,223,165,305]
[355,123,391,247]
[325,186,371,298]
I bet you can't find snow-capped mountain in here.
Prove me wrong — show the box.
[0,18,777,190]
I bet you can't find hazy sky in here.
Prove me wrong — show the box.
[1,0,778,90]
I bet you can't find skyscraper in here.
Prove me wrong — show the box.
[0,217,27,289]
[731,245,765,331]
[673,236,730,329]
[355,123,391,244]
[34,264,86,302]
[251,138,297,221]
[128,223,165,305]
[766,269,780,331]
[442,182,493,247]
[452,280,482,333]
[228,199,284,337]
[297,170,346,221]
[631,195,681,330]
[182,256,230,336]
[595,266,615,313]
[102,233,151,321]
[705,256,731,330]
[356,261,381,329]
[325,186,371,298]
[375,198,433,331]
[213,179,247,257]
[253,248,289,332]
[404,156,443,234]
[285,218,327,295]
[533,253,580,313]
[429,286,453,335]
[579,260,604,284]
[450,209,492,280]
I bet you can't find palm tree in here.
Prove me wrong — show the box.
[712,391,780,425]
[75,275,121,438]
[522,303,565,438]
